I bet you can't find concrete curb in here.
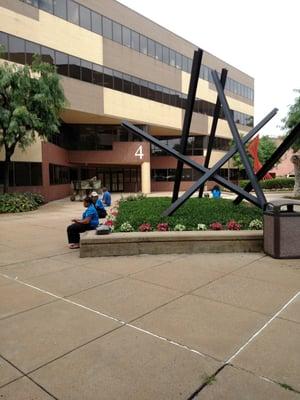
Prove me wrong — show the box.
[80,230,263,257]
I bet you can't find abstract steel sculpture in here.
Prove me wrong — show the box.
[122,49,300,216]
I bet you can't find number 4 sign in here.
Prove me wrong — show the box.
[134,145,144,160]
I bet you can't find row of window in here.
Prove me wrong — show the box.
[0,32,253,127]
[20,0,254,101]
[0,162,42,186]
[49,163,70,185]
[151,168,240,182]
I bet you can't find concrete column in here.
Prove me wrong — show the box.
[141,162,151,193]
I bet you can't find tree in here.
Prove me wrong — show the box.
[0,56,66,193]
[282,89,300,196]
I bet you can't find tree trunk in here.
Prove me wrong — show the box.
[3,155,11,194]
[291,152,300,197]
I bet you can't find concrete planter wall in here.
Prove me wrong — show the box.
[80,230,263,257]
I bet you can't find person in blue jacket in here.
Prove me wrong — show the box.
[91,191,107,218]
[211,185,221,199]
[102,187,112,207]
[67,197,99,249]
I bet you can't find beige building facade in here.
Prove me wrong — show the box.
[0,0,254,201]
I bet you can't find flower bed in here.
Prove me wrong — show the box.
[102,196,263,233]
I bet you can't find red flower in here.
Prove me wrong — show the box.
[104,219,114,226]
[210,222,223,230]
[157,223,169,231]
[138,223,152,232]
[226,220,241,230]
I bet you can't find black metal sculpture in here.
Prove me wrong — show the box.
[121,49,300,216]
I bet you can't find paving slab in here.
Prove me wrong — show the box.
[0,275,12,287]
[131,260,226,292]
[0,357,22,387]
[0,300,120,373]
[196,365,300,399]
[30,326,221,400]
[85,253,183,275]
[0,282,54,320]
[193,274,296,315]
[235,257,300,290]
[234,318,300,391]
[0,249,38,267]
[280,295,300,324]
[69,276,181,322]
[25,265,122,297]
[0,377,53,399]
[0,258,74,280]
[134,295,268,361]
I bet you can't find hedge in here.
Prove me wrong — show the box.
[0,193,44,213]
[239,178,295,190]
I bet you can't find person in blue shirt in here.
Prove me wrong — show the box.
[211,185,221,199]
[91,191,107,218]
[67,197,99,249]
[102,187,112,207]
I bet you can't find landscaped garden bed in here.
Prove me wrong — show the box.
[103,196,263,233]
[0,193,44,213]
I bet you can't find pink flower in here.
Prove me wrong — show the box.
[138,223,152,232]
[104,219,114,227]
[226,220,241,230]
[210,222,223,230]
[157,223,169,231]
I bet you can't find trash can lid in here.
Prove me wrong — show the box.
[265,199,300,213]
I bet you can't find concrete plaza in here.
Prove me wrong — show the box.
[0,197,299,399]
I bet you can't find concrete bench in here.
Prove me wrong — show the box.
[80,230,263,257]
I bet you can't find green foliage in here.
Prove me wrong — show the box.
[120,192,147,202]
[249,219,263,230]
[239,178,295,190]
[114,197,262,231]
[282,89,300,152]
[0,56,66,191]
[0,192,44,213]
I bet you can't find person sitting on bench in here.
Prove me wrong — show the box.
[102,187,112,207]
[91,191,107,218]
[67,196,99,249]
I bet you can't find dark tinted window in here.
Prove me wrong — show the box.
[122,26,131,48]
[15,162,30,186]
[30,163,43,185]
[140,35,147,55]
[123,74,132,94]
[112,22,122,44]
[131,31,139,51]
[140,80,148,98]
[67,0,79,24]
[103,67,113,88]
[92,64,103,85]
[147,39,155,58]
[132,77,140,96]
[155,43,162,61]
[0,32,8,59]
[81,60,92,82]
[91,12,102,34]
[113,70,123,91]
[162,46,169,64]
[103,17,112,39]
[79,5,91,30]
[25,41,40,64]
[41,46,54,64]
[55,51,69,76]
[39,0,53,13]
[53,0,66,19]
[69,56,80,79]
[9,36,25,64]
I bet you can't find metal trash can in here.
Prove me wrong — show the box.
[263,199,300,259]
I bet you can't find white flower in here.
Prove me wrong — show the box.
[197,223,207,231]
[174,224,186,231]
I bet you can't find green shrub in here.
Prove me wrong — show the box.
[114,197,262,231]
[239,178,295,190]
[0,192,44,213]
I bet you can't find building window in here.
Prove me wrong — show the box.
[155,43,163,62]
[112,21,122,44]
[41,46,54,64]
[69,55,81,79]
[39,0,53,13]
[91,11,102,35]
[140,35,147,55]
[67,0,79,25]
[55,51,69,76]
[79,5,91,30]
[0,32,8,59]
[49,164,70,185]
[53,0,67,19]
[175,52,182,69]
[81,60,92,82]
[0,162,42,186]
[147,39,155,58]
[9,36,25,64]
[162,46,169,64]
[92,64,103,85]
[25,41,40,64]
[131,30,139,51]
[102,17,113,39]
[122,26,131,48]
[169,49,176,67]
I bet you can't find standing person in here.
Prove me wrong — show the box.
[211,185,221,199]
[102,187,112,207]
[67,197,99,249]
[91,191,107,218]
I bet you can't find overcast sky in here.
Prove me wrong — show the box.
[118,0,300,137]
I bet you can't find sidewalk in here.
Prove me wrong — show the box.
[0,197,299,399]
